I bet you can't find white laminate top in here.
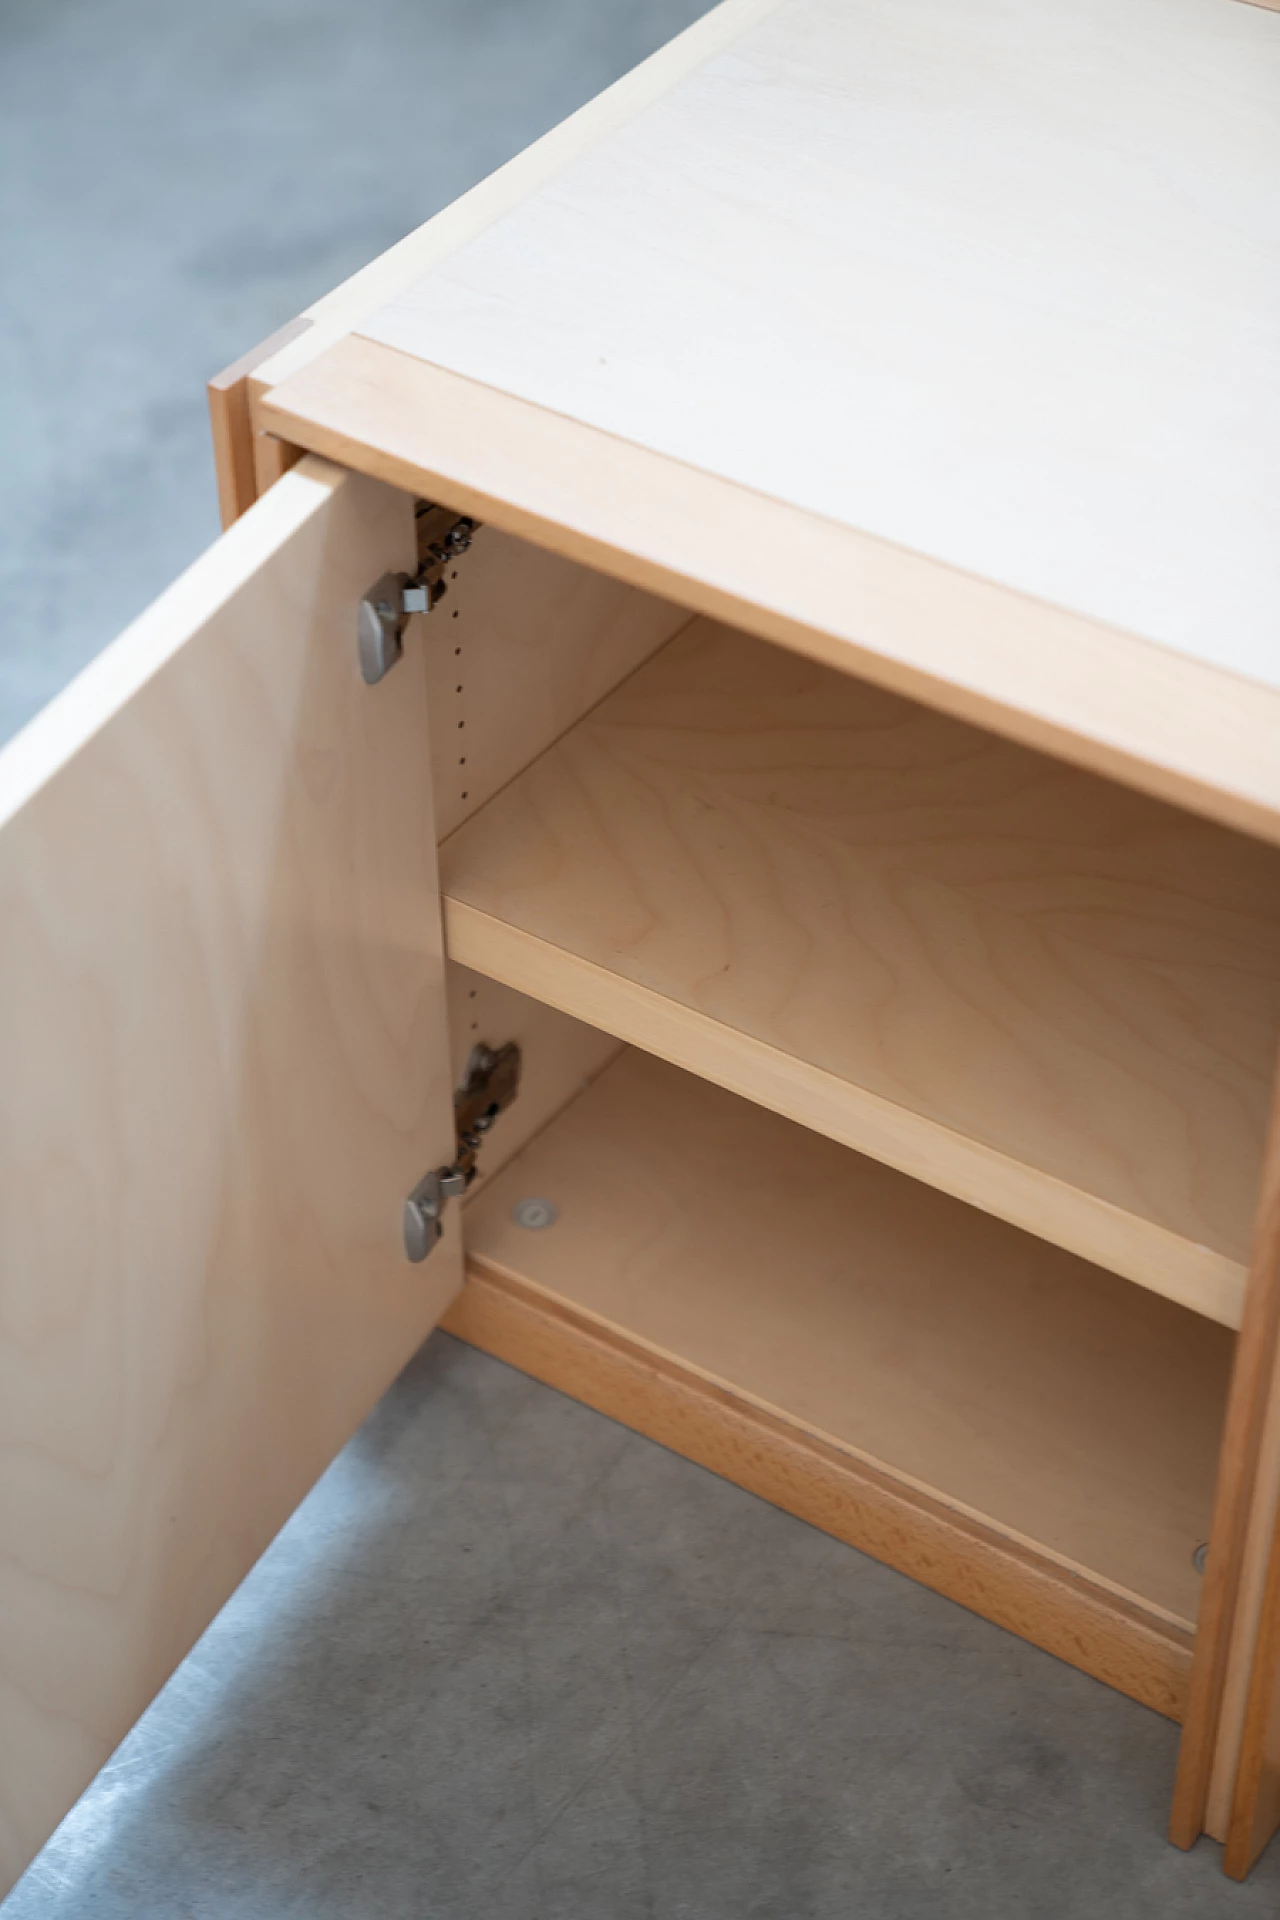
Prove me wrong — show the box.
[363,0,1280,688]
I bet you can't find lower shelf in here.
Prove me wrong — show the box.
[448,1047,1234,1719]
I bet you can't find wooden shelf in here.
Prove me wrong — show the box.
[452,1047,1233,1709]
[442,620,1280,1328]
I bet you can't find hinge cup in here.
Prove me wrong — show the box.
[402,1040,522,1263]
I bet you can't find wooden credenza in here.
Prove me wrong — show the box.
[4,0,1280,1892]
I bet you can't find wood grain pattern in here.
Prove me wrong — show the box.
[207,317,312,527]
[442,620,1280,1322]
[260,339,1280,853]
[423,523,689,840]
[446,1262,1195,1721]
[443,905,1254,1330]
[0,457,461,1896]
[364,0,1280,692]
[459,1048,1230,1632]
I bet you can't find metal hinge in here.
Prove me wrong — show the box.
[403,1040,522,1262]
[358,503,479,686]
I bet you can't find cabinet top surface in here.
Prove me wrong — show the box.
[361,0,1280,690]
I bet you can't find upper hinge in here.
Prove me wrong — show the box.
[357,503,480,686]
[403,1040,522,1263]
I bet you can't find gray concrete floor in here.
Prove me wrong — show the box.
[0,0,710,742]
[4,1335,1279,1919]
[3,0,1279,1912]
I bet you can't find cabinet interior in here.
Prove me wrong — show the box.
[461,1041,1228,1635]
[427,516,1264,1669]
[431,529,1280,1332]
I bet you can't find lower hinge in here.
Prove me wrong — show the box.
[403,1040,522,1262]
[358,502,479,686]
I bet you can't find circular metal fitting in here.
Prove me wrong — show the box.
[512,1197,558,1230]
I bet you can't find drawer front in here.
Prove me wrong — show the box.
[0,457,459,1893]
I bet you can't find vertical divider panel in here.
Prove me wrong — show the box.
[1224,1481,1280,1873]
[1171,1051,1280,1861]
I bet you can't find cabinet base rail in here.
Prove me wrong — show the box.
[446,1260,1194,1723]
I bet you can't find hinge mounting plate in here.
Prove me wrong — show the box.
[358,503,479,686]
[403,1040,522,1263]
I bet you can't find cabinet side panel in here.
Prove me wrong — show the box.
[0,461,460,1892]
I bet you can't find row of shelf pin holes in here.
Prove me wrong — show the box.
[450,569,467,803]
[446,556,553,1228]
[451,566,479,1041]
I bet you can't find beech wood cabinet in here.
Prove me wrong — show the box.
[4,0,1280,1894]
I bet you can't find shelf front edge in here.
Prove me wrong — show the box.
[443,896,1246,1330]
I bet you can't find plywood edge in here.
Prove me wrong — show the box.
[1171,1063,1280,1853]
[441,895,1245,1328]
[444,1259,1193,1721]
[258,339,1280,852]
[1223,1527,1280,1875]
[0,455,345,832]
[208,317,312,527]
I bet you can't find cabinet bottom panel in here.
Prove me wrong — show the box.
[451,1048,1230,1717]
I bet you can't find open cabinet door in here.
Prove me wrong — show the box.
[0,456,460,1894]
